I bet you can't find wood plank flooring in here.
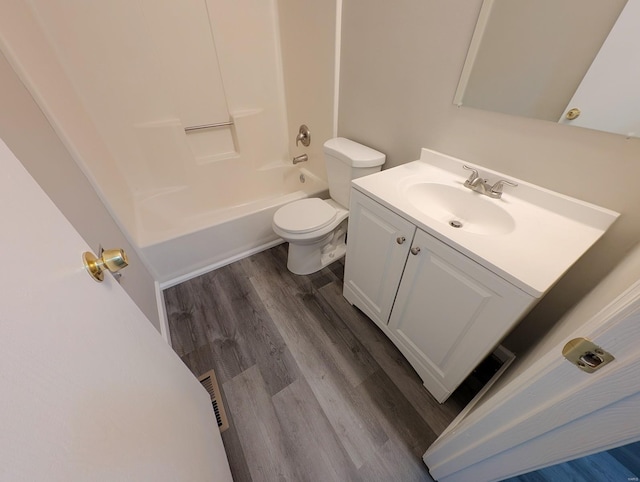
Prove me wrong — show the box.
[165,244,486,482]
[503,440,640,482]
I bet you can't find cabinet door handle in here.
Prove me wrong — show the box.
[396,236,406,244]
[410,246,421,255]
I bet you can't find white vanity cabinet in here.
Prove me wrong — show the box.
[343,148,618,402]
[343,190,416,326]
[344,189,535,402]
[387,228,533,402]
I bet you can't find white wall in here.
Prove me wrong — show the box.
[278,0,337,178]
[0,0,136,236]
[338,0,640,353]
[0,51,161,331]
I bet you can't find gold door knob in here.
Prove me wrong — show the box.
[83,248,129,282]
[565,108,581,120]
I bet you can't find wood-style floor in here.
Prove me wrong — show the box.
[503,440,640,482]
[165,244,488,482]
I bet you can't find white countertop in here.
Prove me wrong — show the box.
[352,148,619,298]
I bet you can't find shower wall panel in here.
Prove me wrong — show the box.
[26,0,290,210]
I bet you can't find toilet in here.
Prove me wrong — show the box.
[272,137,385,275]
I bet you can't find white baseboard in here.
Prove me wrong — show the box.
[155,280,172,346]
[159,239,285,290]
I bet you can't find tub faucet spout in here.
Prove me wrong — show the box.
[293,154,308,165]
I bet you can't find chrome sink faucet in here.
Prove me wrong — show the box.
[463,165,517,199]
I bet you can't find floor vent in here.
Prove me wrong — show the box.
[198,369,229,433]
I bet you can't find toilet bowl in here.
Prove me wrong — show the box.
[273,198,349,274]
[272,138,385,275]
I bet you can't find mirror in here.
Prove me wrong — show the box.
[454,0,640,138]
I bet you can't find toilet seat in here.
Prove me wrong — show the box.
[273,198,337,234]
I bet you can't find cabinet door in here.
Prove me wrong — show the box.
[343,189,416,327]
[388,229,533,402]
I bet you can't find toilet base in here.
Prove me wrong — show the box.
[286,223,347,275]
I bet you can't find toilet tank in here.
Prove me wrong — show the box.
[323,138,385,207]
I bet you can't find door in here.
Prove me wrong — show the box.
[343,189,415,327]
[559,0,640,137]
[424,248,640,481]
[388,229,532,403]
[0,139,232,481]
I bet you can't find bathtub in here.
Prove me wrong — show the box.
[135,166,328,285]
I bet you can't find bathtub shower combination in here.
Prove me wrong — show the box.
[139,135,386,283]
[2,1,339,285]
[139,164,327,284]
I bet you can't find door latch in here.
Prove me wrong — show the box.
[562,338,614,374]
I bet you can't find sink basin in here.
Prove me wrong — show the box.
[405,183,515,236]
[351,147,619,298]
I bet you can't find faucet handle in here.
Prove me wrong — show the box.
[463,165,479,185]
[295,124,311,147]
[490,179,518,196]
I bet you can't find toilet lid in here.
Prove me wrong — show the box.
[273,198,337,234]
